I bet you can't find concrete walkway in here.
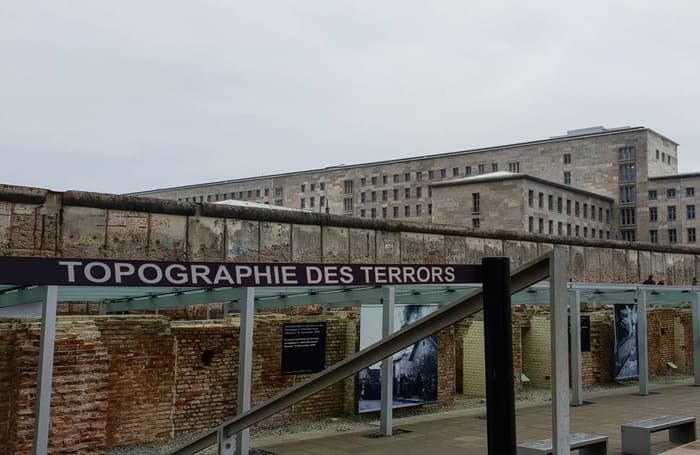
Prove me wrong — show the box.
[254,383,700,454]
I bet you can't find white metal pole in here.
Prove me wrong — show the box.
[380,286,396,436]
[33,286,58,455]
[570,290,583,406]
[550,248,570,455]
[235,288,255,454]
[694,293,700,386]
[638,290,649,396]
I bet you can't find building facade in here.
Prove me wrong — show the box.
[132,126,690,244]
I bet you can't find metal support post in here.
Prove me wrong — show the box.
[235,288,255,455]
[33,286,58,455]
[694,293,700,386]
[380,286,396,436]
[570,290,583,406]
[638,291,649,396]
[550,247,570,455]
[482,257,515,455]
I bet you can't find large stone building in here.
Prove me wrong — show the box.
[132,125,699,245]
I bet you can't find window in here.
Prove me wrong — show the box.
[605,209,610,223]
[382,207,387,218]
[583,203,588,219]
[557,197,563,213]
[618,146,635,160]
[538,218,544,233]
[371,208,376,219]
[416,187,422,198]
[382,175,388,185]
[538,192,544,209]
[567,223,572,236]
[528,190,534,207]
[669,228,677,244]
[207,195,212,202]
[301,184,306,192]
[575,225,580,237]
[528,216,534,232]
[320,196,325,209]
[662,152,666,162]
[440,168,447,178]
[548,220,553,234]
[393,174,400,183]
[416,171,422,182]
[405,173,411,182]
[256,189,261,197]
[491,163,498,172]
[274,199,283,205]
[404,205,410,217]
[619,164,636,182]
[566,199,571,215]
[656,149,660,159]
[621,208,636,225]
[688,205,696,220]
[452,167,459,177]
[371,191,376,202]
[564,171,571,184]
[563,154,571,164]
[360,178,366,187]
[428,204,432,215]
[428,187,432,197]
[620,186,636,203]
[667,188,676,198]
[360,209,365,217]
[247,190,252,197]
[393,206,399,218]
[687,187,695,197]
[265,188,270,196]
[558,222,563,235]
[360,192,366,203]
[508,162,520,173]
[689,228,697,243]
[319,182,325,191]
[548,195,554,211]
[472,193,480,214]
[599,207,603,222]
[472,218,480,228]
[465,166,472,176]
[428,170,434,180]
[343,197,353,212]
[416,205,422,216]
[621,230,636,242]
[310,197,315,208]
[583,227,588,238]
[574,201,580,217]
[405,188,411,199]
[668,205,677,221]
[648,190,657,200]
[371,176,377,185]
[382,190,388,201]
[650,230,658,243]
[393,189,399,201]
[343,180,353,194]
[649,207,657,222]
[478,164,485,174]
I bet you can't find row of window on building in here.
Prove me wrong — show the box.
[649,228,695,244]
[526,190,610,223]
[655,149,674,165]
[527,216,611,239]
[179,187,284,203]
[648,187,695,200]
[358,204,433,219]
[648,205,696,222]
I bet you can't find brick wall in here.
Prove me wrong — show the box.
[647,308,693,375]
[522,315,552,387]
[0,320,18,454]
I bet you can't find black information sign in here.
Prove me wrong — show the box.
[568,315,591,353]
[281,323,326,375]
[0,256,483,287]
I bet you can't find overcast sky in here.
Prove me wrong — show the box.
[1,1,699,194]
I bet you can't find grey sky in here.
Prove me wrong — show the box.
[1,1,699,194]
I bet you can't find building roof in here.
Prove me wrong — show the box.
[649,172,700,182]
[129,126,669,196]
[430,172,615,202]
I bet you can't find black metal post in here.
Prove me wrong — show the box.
[482,257,515,455]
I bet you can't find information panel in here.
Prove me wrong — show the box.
[281,323,326,375]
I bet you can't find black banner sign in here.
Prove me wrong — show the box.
[281,323,326,375]
[0,256,483,287]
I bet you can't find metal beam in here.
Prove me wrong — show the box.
[33,286,58,455]
[169,252,552,455]
[380,286,395,436]
[570,290,583,406]
[638,291,649,396]
[104,288,246,313]
[694,293,700,387]
[235,288,254,454]
[550,247,570,455]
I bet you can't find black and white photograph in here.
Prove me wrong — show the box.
[614,303,639,380]
[358,304,439,413]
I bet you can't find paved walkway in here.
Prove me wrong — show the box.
[254,383,700,454]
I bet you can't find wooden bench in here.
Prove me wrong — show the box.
[621,415,696,455]
[517,433,608,454]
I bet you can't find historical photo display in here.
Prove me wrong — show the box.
[613,303,639,380]
[358,304,439,413]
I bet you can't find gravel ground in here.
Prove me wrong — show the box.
[108,373,693,454]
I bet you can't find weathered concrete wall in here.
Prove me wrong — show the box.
[2,184,700,284]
